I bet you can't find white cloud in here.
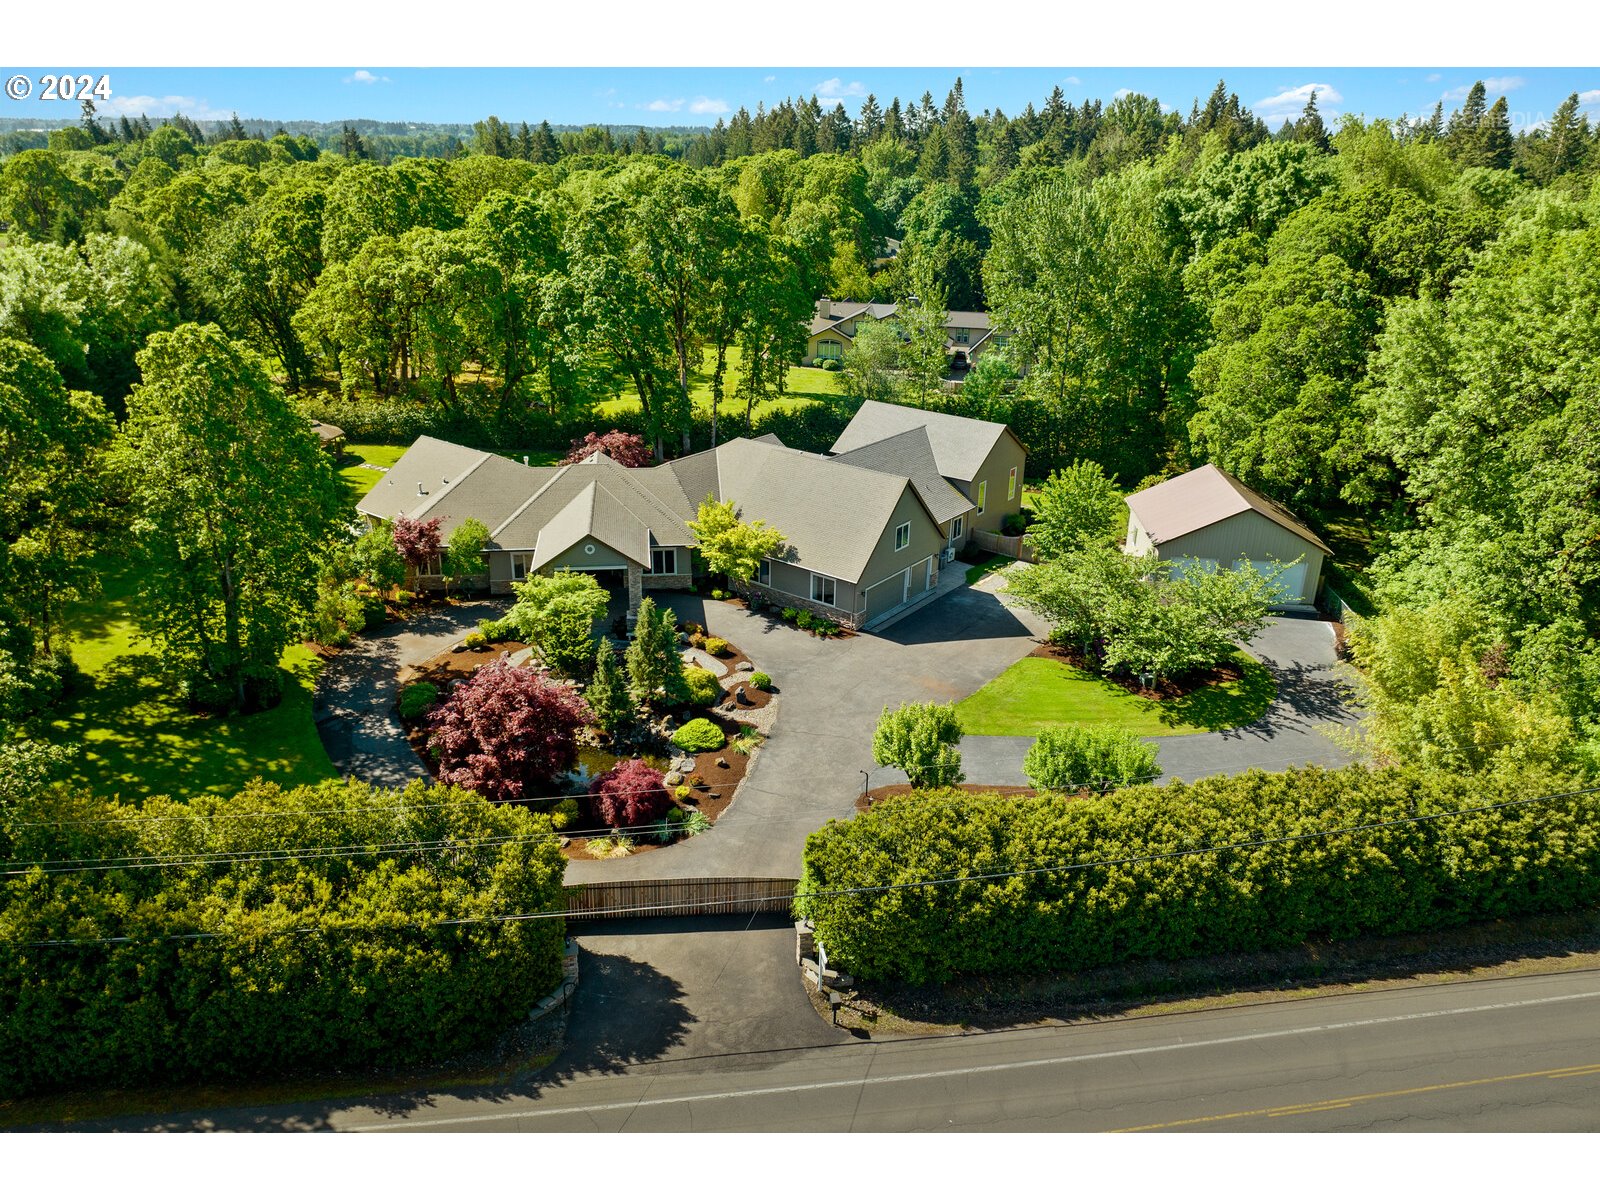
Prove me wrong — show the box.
[815,77,867,104]
[102,93,238,121]
[763,75,776,83]
[1113,87,1134,100]
[1063,75,1082,86]
[1254,82,1343,122]
[1426,72,1442,83]
[1441,75,1525,102]
[644,98,684,112]
[1578,89,1600,108]
[688,96,729,115]
[344,69,389,85]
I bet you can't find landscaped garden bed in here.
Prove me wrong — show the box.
[395,595,774,862]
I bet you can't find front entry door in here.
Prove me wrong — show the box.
[902,567,911,604]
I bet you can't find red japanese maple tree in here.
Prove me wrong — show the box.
[427,658,591,803]
[393,515,444,573]
[561,429,652,468]
[586,758,672,828]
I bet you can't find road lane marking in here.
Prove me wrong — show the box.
[1113,1062,1600,1131]
[343,986,1600,1131]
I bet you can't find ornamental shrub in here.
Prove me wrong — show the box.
[1023,725,1159,792]
[587,758,672,828]
[427,659,590,802]
[0,778,566,1099]
[750,671,772,691]
[704,636,729,657]
[550,797,580,830]
[671,718,725,753]
[782,608,799,622]
[682,666,722,708]
[798,766,1600,984]
[463,631,487,650]
[795,611,815,630]
[871,702,964,789]
[398,679,438,719]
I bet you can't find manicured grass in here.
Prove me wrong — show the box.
[43,565,337,804]
[964,553,1014,585]
[598,344,849,419]
[954,651,1276,738]
[340,442,563,506]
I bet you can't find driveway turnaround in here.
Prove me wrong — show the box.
[950,612,1361,789]
[564,586,1049,882]
[312,598,507,788]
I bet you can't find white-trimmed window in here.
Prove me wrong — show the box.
[954,329,969,344]
[757,559,771,586]
[649,547,677,575]
[1008,467,1018,501]
[976,481,987,514]
[419,553,442,576]
[817,338,844,361]
[810,574,837,607]
[894,522,910,551]
[510,552,535,581]
[952,515,964,539]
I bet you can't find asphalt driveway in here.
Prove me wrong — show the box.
[952,613,1360,787]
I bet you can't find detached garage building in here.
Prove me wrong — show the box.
[1123,465,1330,608]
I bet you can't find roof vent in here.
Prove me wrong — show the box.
[417,482,427,496]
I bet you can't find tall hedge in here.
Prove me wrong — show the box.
[798,766,1600,983]
[0,778,567,1098]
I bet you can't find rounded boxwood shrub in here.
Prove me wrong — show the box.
[703,636,729,657]
[671,718,725,753]
[749,671,772,691]
[463,631,487,650]
[682,666,722,708]
[398,679,439,720]
[821,358,841,371]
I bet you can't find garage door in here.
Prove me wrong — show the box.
[863,573,905,621]
[1166,557,1219,581]
[1240,559,1308,603]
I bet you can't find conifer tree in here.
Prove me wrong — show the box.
[586,642,635,741]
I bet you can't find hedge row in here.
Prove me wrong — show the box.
[0,778,567,1098]
[297,390,856,459]
[798,766,1600,984]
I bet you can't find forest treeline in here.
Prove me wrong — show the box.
[1,75,1597,770]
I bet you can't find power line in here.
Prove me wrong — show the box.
[12,784,1598,949]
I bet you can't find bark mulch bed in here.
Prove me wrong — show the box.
[720,681,773,710]
[1029,640,1245,702]
[399,641,531,765]
[856,783,1042,812]
[564,714,755,861]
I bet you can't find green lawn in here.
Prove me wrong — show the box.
[597,344,849,419]
[964,553,1014,585]
[340,443,563,505]
[954,651,1276,738]
[43,566,338,804]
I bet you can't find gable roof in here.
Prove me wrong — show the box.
[704,437,941,583]
[1125,464,1333,555]
[531,481,652,570]
[831,426,974,526]
[492,453,694,551]
[830,399,1020,484]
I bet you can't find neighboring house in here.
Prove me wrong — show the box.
[310,420,346,455]
[356,407,1025,630]
[804,298,1009,371]
[1122,464,1331,608]
[830,399,1026,537]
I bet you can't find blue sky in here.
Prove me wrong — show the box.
[4,67,1598,132]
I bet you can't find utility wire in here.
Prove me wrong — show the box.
[11,784,1598,949]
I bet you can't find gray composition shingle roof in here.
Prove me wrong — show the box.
[356,436,492,524]
[532,481,652,570]
[830,399,1017,484]
[708,438,931,583]
[831,426,974,527]
[1125,464,1333,555]
[492,455,693,551]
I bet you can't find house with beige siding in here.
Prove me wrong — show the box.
[1122,465,1331,608]
[804,298,1009,371]
[356,402,1024,631]
[831,400,1026,538]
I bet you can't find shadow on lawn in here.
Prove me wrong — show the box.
[1143,656,1279,733]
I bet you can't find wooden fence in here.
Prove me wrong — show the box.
[969,528,1035,563]
[563,877,800,919]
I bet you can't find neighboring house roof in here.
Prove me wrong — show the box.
[709,437,940,584]
[831,426,974,527]
[1125,464,1333,556]
[810,300,998,345]
[531,481,652,570]
[310,421,345,445]
[830,399,1021,484]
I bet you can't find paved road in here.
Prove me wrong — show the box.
[312,598,508,787]
[951,611,1360,788]
[89,969,1600,1131]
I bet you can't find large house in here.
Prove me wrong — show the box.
[1123,464,1331,608]
[357,405,1027,632]
[804,298,1008,371]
